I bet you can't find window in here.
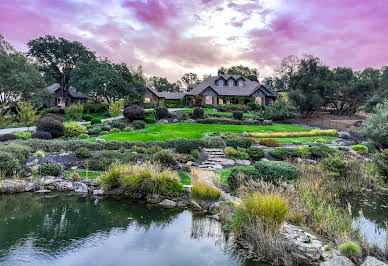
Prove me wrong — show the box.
[238,80,244,87]
[57,97,63,106]
[218,98,223,104]
[217,79,224,86]
[255,97,262,104]
[228,79,234,87]
[144,97,151,103]
[206,96,212,104]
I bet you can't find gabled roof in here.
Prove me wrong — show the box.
[45,83,88,99]
[146,87,185,100]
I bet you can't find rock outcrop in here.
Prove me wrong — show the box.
[320,256,354,266]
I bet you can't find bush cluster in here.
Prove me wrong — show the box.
[259,138,280,147]
[31,131,52,140]
[65,103,83,121]
[269,147,300,160]
[82,114,93,121]
[0,151,20,177]
[309,143,335,158]
[201,136,225,148]
[36,117,65,138]
[88,123,111,135]
[0,133,19,142]
[173,138,201,154]
[351,144,368,154]
[192,107,204,119]
[216,104,249,112]
[196,118,262,125]
[144,110,157,123]
[0,143,31,164]
[84,102,108,114]
[191,182,221,200]
[110,121,125,130]
[155,107,169,120]
[254,161,301,182]
[38,163,62,176]
[249,129,337,138]
[91,118,101,125]
[123,127,133,132]
[225,138,252,149]
[133,120,146,129]
[74,147,92,158]
[374,149,388,183]
[89,151,133,171]
[262,100,300,121]
[247,147,265,161]
[109,128,121,134]
[64,121,87,137]
[123,105,144,121]
[232,111,243,120]
[14,131,31,140]
[153,150,178,169]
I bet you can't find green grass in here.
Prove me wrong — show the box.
[180,108,258,117]
[92,122,310,142]
[218,166,255,184]
[64,170,102,179]
[259,136,338,144]
[178,171,191,185]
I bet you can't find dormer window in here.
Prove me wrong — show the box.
[217,79,224,86]
[238,80,244,87]
[228,79,234,87]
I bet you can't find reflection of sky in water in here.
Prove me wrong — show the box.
[353,216,386,250]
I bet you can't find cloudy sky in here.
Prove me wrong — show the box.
[1,0,388,81]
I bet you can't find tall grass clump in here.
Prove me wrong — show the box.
[191,181,221,200]
[339,241,362,260]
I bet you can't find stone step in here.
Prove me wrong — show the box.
[202,149,224,152]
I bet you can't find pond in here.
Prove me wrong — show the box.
[344,192,388,251]
[0,193,266,266]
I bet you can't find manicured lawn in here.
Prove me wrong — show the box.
[65,170,102,179]
[179,171,191,185]
[93,123,311,142]
[180,108,258,117]
[259,136,338,144]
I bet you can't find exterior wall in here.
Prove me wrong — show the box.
[144,90,161,104]
[201,88,218,105]
[251,90,265,105]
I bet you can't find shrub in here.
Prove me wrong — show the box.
[123,105,145,121]
[191,149,200,159]
[155,107,169,120]
[249,129,337,138]
[100,131,108,135]
[62,140,104,151]
[298,146,311,157]
[191,182,221,200]
[82,114,93,121]
[108,100,124,118]
[133,120,146,129]
[65,102,83,121]
[180,112,189,120]
[37,163,62,176]
[254,161,301,183]
[0,152,20,177]
[259,138,280,147]
[110,121,125,131]
[79,134,89,139]
[42,113,67,123]
[110,128,121,134]
[262,99,300,121]
[16,102,41,128]
[374,149,388,183]
[89,151,132,171]
[36,117,65,138]
[31,131,52,140]
[196,118,262,125]
[363,142,378,154]
[123,127,133,132]
[322,154,348,177]
[242,192,288,229]
[201,136,225,148]
[0,133,19,142]
[173,138,197,154]
[228,166,260,190]
[225,146,238,159]
[192,107,204,119]
[14,131,31,140]
[352,144,368,154]
[74,147,91,158]
[247,147,265,161]
[35,151,45,158]
[216,104,249,112]
[309,143,335,158]
[225,138,252,149]
[338,241,361,258]
[144,110,157,123]
[64,121,87,137]
[0,144,31,164]
[153,150,178,168]
[232,111,243,120]
[14,139,63,152]
[362,100,388,148]
[84,102,108,114]
[91,118,101,125]
[269,147,300,160]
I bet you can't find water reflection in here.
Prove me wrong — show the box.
[0,193,265,266]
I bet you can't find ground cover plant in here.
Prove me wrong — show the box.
[64,170,102,179]
[181,108,258,117]
[92,123,310,142]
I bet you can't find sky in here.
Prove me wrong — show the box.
[1,0,388,81]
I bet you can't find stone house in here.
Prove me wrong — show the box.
[44,83,88,107]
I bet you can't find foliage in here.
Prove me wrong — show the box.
[362,100,388,148]
[262,99,300,121]
[191,149,200,159]
[148,76,181,92]
[144,110,156,124]
[259,138,280,147]
[108,99,123,117]
[201,136,225,148]
[192,107,204,119]
[153,150,178,169]
[82,114,93,121]
[14,131,31,140]
[79,133,89,139]
[133,120,146,129]
[191,182,221,200]
[338,241,361,258]
[74,147,92,158]
[0,144,31,164]
[35,150,45,158]
[232,111,243,120]
[180,72,200,87]
[109,128,121,134]
[224,146,238,159]
[16,102,41,128]
[225,138,252,149]
[155,107,169,120]
[123,127,133,132]
[173,138,198,154]
[64,121,87,137]
[84,102,108,114]
[216,104,250,112]
[254,161,301,183]
[373,149,388,183]
[218,65,259,82]
[269,147,300,160]
[351,144,368,154]
[36,117,65,138]
[322,154,348,177]
[309,143,335,158]
[123,105,145,121]
[65,102,83,121]
[89,151,133,171]
[178,171,191,185]
[0,151,20,177]
[100,131,108,135]
[64,170,101,180]
[249,129,337,138]
[228,167,261,190]
[37,163,62,176]
[196,118,262,125]
[91,118,101,125]
[0,108,11,129]
[180,112,189,120]
[0,133,19,142]
[247,147,265,161]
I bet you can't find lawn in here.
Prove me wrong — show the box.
[258,136,338,144]
[180,108,259,117]
[93,123,311,142]
[179,171,191,185]
[65,170,102,179]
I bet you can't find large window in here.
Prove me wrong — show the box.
[255,97,262,104]
[218,98,223,104]
[144,97,151,103]
[206,96,212,104]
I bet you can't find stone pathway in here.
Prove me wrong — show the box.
[198,148,227,170]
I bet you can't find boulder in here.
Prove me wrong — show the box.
[146,194,162,203]
[262,120,273,125]
[35,189,51,193]
[235,159,251,166]
[209,201,222,214]
[221,159,235,166]
[56,181,74,191]
[190,200,202,211]
[42,176,57,185]
[213,164,223,169]
[173,119,178,123]
[93,189,104,196]
[360,257,387,266]
[338,131,351,139]
[96,138,106,144]
[0,179,27,194]
[158,199,177,208]
[260,158,269,161]
[208,214,220,221]
[74,182,88,193]
[25,179,40,192]
[306,159,318,165]
[157,119,168,124]
[320,256,355,266]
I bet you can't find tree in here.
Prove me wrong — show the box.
[16,102,41,129]
[0,35,45,104]
[108,99,124,118]
[148,76,181,92]
[273,55,300,91]
[218,65,259,81]
[362,100,388,148]
[180,73,199,88]
[27,35,95,105]
[71,58,145,104]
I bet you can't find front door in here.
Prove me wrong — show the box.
[206,96,212,105]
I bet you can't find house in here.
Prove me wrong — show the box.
[144,72,278,106]
[44,83,88,107]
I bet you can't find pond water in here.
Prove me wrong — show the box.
[0,193,266,266]
[344,192,388,251]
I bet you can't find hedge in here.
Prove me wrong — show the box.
[249,129,337,138]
